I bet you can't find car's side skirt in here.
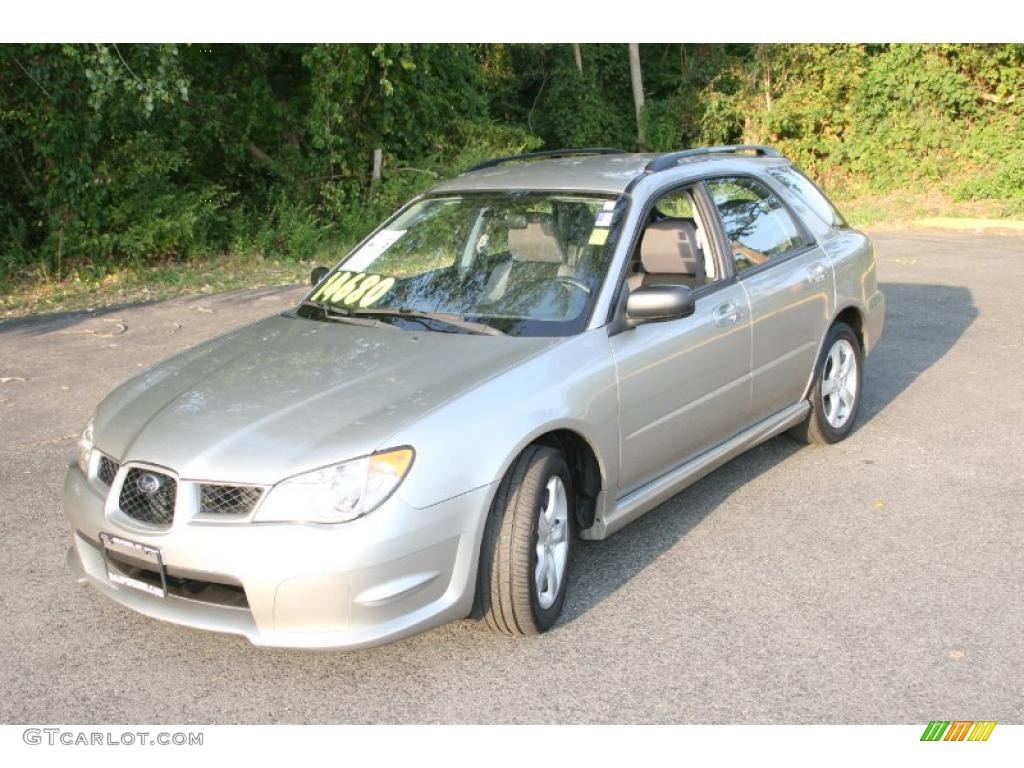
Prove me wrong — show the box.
[581,401,811,541]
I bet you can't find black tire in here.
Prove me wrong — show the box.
[476,445,574,635]
[789,321,864,445]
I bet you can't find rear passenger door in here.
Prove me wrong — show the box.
[706,176,835,424]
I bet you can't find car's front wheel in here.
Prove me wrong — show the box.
[477,445,573,635]
[789,321,863,444]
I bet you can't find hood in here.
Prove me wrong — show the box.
[95,314,558,484]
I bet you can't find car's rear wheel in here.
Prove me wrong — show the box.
[789,322,863,445]
[477,445,573,635]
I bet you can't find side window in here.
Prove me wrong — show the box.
[629,186,720,291]
[767,166,847,229]
[653,188,696,219]
[706,177,808,273]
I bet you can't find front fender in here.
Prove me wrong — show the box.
[386,329,620,510]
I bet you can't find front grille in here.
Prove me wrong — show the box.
[97,455,120,486]
[118,468,176,526]
[199,484,263,517]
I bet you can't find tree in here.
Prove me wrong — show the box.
[628,43,645,148]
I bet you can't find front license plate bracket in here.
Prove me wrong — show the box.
[98,532,168,598]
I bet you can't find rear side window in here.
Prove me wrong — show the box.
[767,166,848,229]
[706,177,808,273]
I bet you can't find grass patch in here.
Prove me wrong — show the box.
[1,252,318,320]
[834,189,1022,229]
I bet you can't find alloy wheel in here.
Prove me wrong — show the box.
[821,338,858,429]
[534,475,569,610]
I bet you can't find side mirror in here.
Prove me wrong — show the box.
[625,284,695,325]
[310,266,330,286]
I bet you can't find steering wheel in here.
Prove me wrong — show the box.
[552,276,591,295]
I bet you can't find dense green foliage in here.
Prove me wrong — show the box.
[1,43,1021,287]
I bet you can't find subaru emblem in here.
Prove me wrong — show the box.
[136,473,161,494]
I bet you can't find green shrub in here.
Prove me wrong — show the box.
[2,43,1022,296]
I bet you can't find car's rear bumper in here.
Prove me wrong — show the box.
[63,465,491,649]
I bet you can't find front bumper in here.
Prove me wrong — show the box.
[63,465,491,649]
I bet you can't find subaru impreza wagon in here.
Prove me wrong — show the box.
[64,145,885,649]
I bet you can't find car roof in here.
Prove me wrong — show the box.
[430,150,788,196]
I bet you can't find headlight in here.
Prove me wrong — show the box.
[254,448,414,524]
[77,418,95,475]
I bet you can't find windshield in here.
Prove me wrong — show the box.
[301,192,627,337]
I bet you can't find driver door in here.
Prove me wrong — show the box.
[610,184,752,496]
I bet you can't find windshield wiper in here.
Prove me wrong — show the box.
[350,307,505,336]
[300,300,396,329]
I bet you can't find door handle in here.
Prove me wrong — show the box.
[713,301,742,327]
[807,262,827,284]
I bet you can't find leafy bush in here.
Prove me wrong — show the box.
[1,43,1022,294]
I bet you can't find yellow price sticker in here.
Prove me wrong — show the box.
[588,228,609,246]
[312,271,396,308]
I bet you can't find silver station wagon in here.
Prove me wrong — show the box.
[64,145,885,649]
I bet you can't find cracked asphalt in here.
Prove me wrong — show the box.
[0,231,1021,724]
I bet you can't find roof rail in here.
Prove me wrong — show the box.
[466,147,626,173]
[645,144,783,173]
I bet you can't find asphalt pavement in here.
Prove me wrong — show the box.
[0,230,1021,723]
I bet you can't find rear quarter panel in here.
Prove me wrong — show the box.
[763,164,883,357]
[821,228,884,355]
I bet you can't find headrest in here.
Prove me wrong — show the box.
[640,219,703,277]
[508,221,564,264]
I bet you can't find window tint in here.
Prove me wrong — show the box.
[707,177,808,273]
[767,166,847,229]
